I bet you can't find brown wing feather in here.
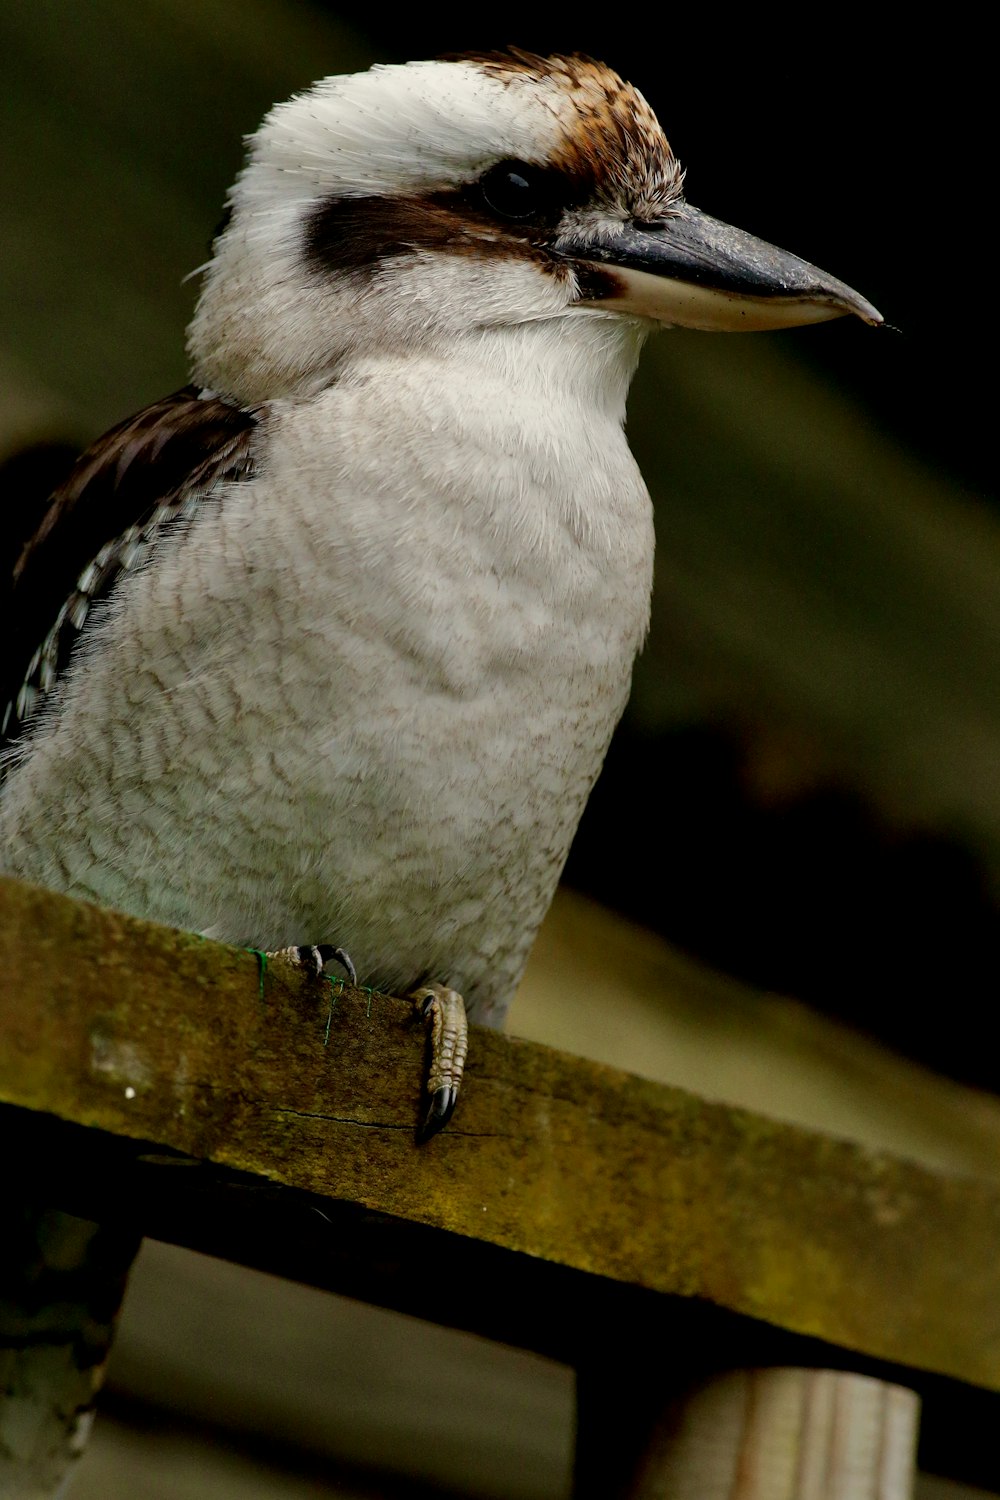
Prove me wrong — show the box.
[2,386,258,746]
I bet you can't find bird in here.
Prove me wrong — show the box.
[0,49,880,1494]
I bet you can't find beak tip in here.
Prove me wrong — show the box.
[848,294,884,328]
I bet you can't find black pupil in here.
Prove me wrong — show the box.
[480,160,552,221]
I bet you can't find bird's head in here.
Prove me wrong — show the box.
[188,51,881,405]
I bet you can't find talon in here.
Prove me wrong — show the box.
[266,943,356,984]
[411,984,468,1142]
[326,945,357,987]
[418,1084,458,1143]
[293,944,327,978]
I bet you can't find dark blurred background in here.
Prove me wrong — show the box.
[3,1,995,1089]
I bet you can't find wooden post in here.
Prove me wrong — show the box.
[621,1368,919,1500]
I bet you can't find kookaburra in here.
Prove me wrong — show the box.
[0,50,880,1493]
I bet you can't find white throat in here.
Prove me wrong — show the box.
[459,309,649,420]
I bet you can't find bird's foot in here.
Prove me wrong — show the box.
[411,985,468,1143]
[253,945,356,1040]
[252,951,466,1141]
[264,944,357,985]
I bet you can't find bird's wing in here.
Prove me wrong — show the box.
[2,385,259,749]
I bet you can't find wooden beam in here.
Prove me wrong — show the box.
[2,873,999,1403]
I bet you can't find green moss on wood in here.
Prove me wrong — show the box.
[2,873,999,1392]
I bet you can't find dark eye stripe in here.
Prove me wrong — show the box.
[304,181,578,283]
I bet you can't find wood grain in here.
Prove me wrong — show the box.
[2,873,999,1402]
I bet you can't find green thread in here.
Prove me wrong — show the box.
[322,976,340,1047]
[241,950,361,1048]
[245,948,268,1001]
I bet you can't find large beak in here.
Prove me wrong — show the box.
[558,203,882,331]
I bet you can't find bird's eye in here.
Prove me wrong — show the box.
[479,160,560,222]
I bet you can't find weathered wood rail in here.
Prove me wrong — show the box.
[1,873,998,1495]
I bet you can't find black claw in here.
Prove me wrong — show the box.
[292,944,324,978]
[417,1086,457,1144]
[314,944,357,986]
[331,946,357,987]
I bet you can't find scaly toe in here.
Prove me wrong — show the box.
[411,984,468,1142]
